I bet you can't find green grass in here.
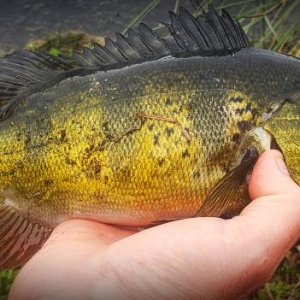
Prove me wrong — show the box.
[22,0,300,59]
[251,243,300,299]
[0,0,299,299]
[0,270,17,300]
[25,30,105,56]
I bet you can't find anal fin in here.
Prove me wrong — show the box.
[0,205,53,269]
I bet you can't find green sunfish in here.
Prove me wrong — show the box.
[0,7,299,269]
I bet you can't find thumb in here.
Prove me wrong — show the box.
[238,149,300,256]
[249,149,299,199]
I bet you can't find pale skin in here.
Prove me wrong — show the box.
[9,150,300,300]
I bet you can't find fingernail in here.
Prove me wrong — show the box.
[275,157,290,176]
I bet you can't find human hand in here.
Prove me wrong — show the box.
[9,150,300,300]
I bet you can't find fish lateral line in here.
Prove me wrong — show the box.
[134,111,192,141]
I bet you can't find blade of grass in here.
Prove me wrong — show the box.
[217,0,257,10]
[173,0,180,14]
[243,15,264,34]
[264,15,278,39]
[236,1,281,19]
[275,19,300,52]
[236,1,278,36]
[122,0,161,34]
[289,40,300,57]
[194,0,257,18]
[257,0,300,49]
[193,0,210,18]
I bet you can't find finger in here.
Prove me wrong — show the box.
[235,150,300,264]
[249,150,299,199]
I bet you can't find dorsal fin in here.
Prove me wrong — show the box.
[0,6,249,119]
[70,6,249,68]
[0,51,73,103]
[0,51,95,118]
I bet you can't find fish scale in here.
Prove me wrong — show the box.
[0,53,287,221]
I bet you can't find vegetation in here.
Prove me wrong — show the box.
[0,270,17,300]
[0,0,299,299]
[251,242,300,299]
[25,30,105,56]
[190,0,299,57]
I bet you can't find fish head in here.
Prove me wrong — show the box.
[263,56,300,184]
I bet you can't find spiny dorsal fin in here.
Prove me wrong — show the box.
[71,22,170,68]
[0,51,73,102]
[0,51,95,117]
[71,6,249,68]
[0,7,249,118]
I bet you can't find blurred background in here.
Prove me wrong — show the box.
[0,0,299,56]
[0,0,299,299]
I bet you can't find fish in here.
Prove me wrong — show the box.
[0,6,299,269]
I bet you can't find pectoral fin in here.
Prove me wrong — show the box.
[0,204,52,269]
[196,155,258,218]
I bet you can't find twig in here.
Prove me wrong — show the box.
[135,112,192,141]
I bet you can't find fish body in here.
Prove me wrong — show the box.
[0,7,299,268]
